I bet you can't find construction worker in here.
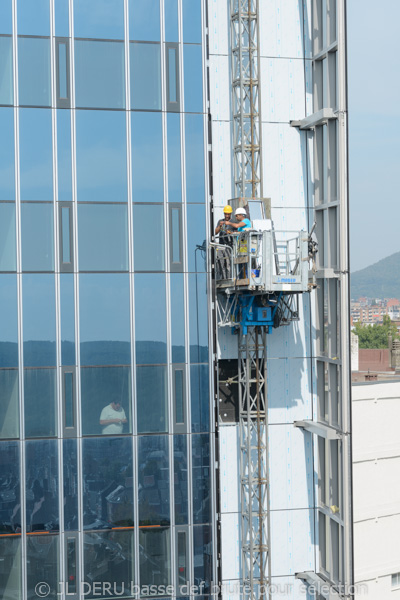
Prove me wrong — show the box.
[215,205,236,242]
[227,207,252,231]
[215,205,236,280]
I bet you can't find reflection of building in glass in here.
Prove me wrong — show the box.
[0,1,351,599]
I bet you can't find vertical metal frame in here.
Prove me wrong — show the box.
[172,363,187,433]
[55,37,71,108]
[58,201,74,272]
[166,42,180,112]
[169,202,183,272]
[61,366,77,437]
[175,525,189,596]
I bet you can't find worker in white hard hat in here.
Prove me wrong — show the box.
[228,207,252,231]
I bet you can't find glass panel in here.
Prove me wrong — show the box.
[175,368,184,424]
[66,537,77,594]
[63,439,78,531]
[27,535,59,597]
[138,435,170,525]
[0,108,15,199]
[58,42,68,99]
[187,205,206,272]
[130,43,161,110]
[24,368,57,437]
[79,274,131,366]
[61,206,71,263]
[18,37,51,107]
[55,0,69,37]
[139,528,171,592]
[129,0,160,41]
[0,370,19,438]
[57,109,72,201]
[168,47,177,102]
[170,205,182,268]
[135,274,167,364]
[84,530,135,598]
[23,274,56,367]
[318,437,326,505]
[0,275,18,367]
[18,0,50,36]
[185,115,205,203]
[190,364,209,432]
[182,0,202,43]
[19,108,53,201]
[64,371,74,428]
[0,204,16,271]
[0,441,20,531]
[81,366,132,436]
[177,531,187,591]
[170,274,185,362]
[193,525,212,593]
[21,203,54,271]
[76,110,127,202]
[78,204,128,271]
[167,114,181,202]
[192,434,211,523]
[74,0,124,40]
[26,439,59,531]
[136,366,167,433]
[165,0,179,42]
[189,275,208,363]
[133,204,164,271]
[75,40,125,109]
[60,274,75,366]
[0,1,12,34]
[0,536,22,599]
[184,45,203,113]
[82,437,134,527]
[0,37,13,105]
[131,112,163,202]
[174,436,188,524]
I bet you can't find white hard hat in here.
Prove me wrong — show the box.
[235,207,246,215]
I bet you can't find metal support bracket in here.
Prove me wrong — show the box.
[295,571,348,599]
[290,108,337,130]
[294,420,343,440]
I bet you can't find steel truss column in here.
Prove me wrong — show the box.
[239,326,270,600]
[230,0,262,199]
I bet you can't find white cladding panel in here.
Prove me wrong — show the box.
[259,0,312,60]
[208,0,229,55]
[260,57,307,123]
[270,509,315,576]
[220,512,241,581]
[209,54,231,122]
[219,424,240,513]
[210,120,233,209]
[267,357,312,424]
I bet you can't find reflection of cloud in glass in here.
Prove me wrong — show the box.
[74,0,124,39]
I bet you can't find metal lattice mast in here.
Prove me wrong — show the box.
[231,0,262,199]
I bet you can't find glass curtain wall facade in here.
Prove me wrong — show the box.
[0,1,214,598]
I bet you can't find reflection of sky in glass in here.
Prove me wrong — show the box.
[167,114,181,202]
[185,115,205,203]
[0,108,14,199]
[60,274,75,366]
[130,43,161,110]
[74,0,124,39]
[187,204,206,272]
[183,0,202,43]
[57,110,72,201]
[19,109,53,201]
[0,204,16,271]
[133,204,164,271]
[188,273,208,363]
[54,0,69,37]
[21,203,54,271]
[22,274,56,367]
[0,37,13,105]
[131,112,163,202]
[165,0,179,42]
[76,110,127,202]
[0,275,18,346]
[18,37,51,107]
[18,0,50,35]
[170,274,185,363]
[129,0,160,41]
[135,274,167,364]
[184,45,203,113]
[0,0,12,34]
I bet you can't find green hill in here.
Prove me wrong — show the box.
[351,251,400,300]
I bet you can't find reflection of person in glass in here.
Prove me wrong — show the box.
[99,400,127,434]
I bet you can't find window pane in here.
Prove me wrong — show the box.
[61,206,71,263]
[170,205,182,267]
[64,439,78,530]
[60,274,75,366]
[76,110,127,202]
[0,1,12,34]
[26,439,59,531]
[193,525,212,593]
[136,365,167,433]
[167,46,178,104]
[185,115,205,203]
[183,0,202,43]
[139,528,171,591]
[19,108,53,201]
[190,364,209,432]
[82,437,134,527]
[131,112,163,202]
[0,108,15,199]
[0,538,22,598]
[18,0,50,35]
[0,442,20,530]
[0,275,18,367]
[187,204,206,272]
[81,366,132,436]
[129,0,160,41]
[57,109,72,201]
[74,0,124,39]
[84,530,135,598]
[170,274,185,363]
[174,368,184,423]
[79,274,131,366]
[78,204,128,271]
[0,370,19,438]
[21,203,54,271]
[184,45,203,113]
[188,275,208,363]
[55,0,69,37]
[23,274,56,367]
[57,42,68,99]
[167,114,181,202]
[138,435,170,524]
[192,434,211,523]
[75,40,125,109]
[64,371,74,428]
[165,0,179,42]
[174,435,188,524]
[27,535,59,597]
[0,37,13,105]
[133,204,164,271]
[18,37,51,107]
[24,368,57,437]
[135,274,167,364]
[130,43,161,110]
[0,204,16,271]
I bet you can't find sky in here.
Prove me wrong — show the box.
[347,0,400,272]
